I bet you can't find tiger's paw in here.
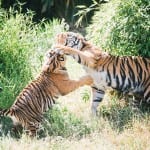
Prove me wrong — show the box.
[54,45,71,55]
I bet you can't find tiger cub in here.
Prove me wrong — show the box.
[0,50,93,136]
[54,32,150,115]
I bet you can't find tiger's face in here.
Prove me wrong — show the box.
[42,50,67,73]
[56,32,86,50]
[55,32,102,58]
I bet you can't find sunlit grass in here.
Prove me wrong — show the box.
[0,6,150,150]
[1,57,150,150]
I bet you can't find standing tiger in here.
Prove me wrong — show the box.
[0,50,93,137]
[54,32,150,115]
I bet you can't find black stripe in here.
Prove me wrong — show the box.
[120,61,126,90]
[23,90,40,115]
[77,55,81,64]
[107,70,111,86]
[30,82,42,109]
[20,93,39,119]
[126,59,135,83]
[143,58,149,69]
[115,75,120,90]
[93,98,103,102]
[26,89,40,111]
[92,86,99,90]
[32,82,46,102]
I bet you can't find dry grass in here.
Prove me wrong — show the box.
[0,57,150,150]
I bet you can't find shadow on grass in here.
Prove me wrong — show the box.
[97,101,150,132]
[39,106,92,139]
[0,106,92,139]
[1,103,149,139]
[0,117,15,137]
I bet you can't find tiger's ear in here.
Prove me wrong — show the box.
[55,32,67,45]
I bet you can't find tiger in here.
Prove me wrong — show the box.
[54,32,150,115]
[0,50,93,137]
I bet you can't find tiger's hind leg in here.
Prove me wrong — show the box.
[91,86,105,116]
[131,93,143,113]
[11,124,23,137]
[25,122,39,137]
[130,81,150,112]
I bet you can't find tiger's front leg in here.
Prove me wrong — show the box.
[60,75,93,95]
[91,86,105,116]
[54,45,97,68]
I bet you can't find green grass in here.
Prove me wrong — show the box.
[1,56,149,150]
[0,3,150,150]
[0,9,65,108]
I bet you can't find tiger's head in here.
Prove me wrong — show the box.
[42,50,67,73]
[55,32,88,50]
[55,32,103,57]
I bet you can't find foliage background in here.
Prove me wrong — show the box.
[1,0,97,25]
[87,0,150,57]
[0,8,65,108]
[0,0,150,149]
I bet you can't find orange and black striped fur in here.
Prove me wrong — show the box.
[0,50,93,136]
[54,32,150,115]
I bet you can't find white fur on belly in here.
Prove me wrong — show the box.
[85,67,109,90]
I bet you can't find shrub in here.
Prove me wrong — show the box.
[0,9,35,107]
[42,106,91,138]
[87,0,150,57]
[108,0,150,56]
[0,8,64,108]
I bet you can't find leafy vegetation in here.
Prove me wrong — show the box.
[0,8,65,108]
[0,0,150,149]
[108,0,150,56]
[87,0,150,57]
[42,106,91,138]
[1,0,96,25]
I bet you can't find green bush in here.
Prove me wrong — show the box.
[87,0,150,57]
[0,10,34,107]
[43,106,91,138]
[87,0,121,49]
[0,9,64,108]
[108,0,150,56]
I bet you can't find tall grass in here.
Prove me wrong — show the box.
[0,8,92,141]
[0,8,64,108]
[0,1,150,150]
